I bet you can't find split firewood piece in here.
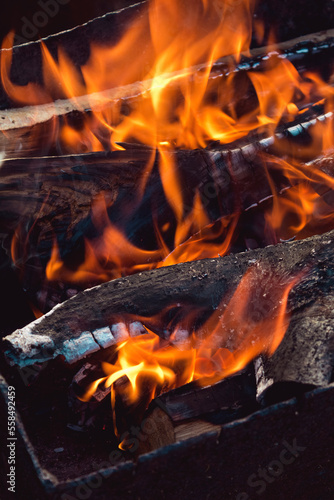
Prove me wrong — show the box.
[67,361,115,433]
[255,295,334,404]
[128,366,257,454]
[0,0,148,111]
[3,227,334,368]
[1,28,333,137]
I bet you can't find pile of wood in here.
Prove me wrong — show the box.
[1,1,334,463]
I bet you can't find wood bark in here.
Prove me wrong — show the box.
[255,295,334,404]
[3,228,334,369]
[67,360,257,452]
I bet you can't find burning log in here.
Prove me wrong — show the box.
[0,149,151,247]
[1,28,334,159]
[3,227,334,369]
[67,360,257,454]
[2,117,334,281]
[1,29,334,136]
[0,0,148,110]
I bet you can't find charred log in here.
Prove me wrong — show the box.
[139,366,258,453]
[1,113,333,280]
[3,228,334,368]
[67,360,257,454]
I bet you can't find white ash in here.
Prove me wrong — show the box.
[4,330,56,366]
[129,322,146,337]
[254,356,274,401]
[170,328,191,349]
[111,322,129,342]
[62,331,100,364]
[92,326,115,348]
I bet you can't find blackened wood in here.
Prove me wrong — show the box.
[152,367,256,424]
[0,149,150,249]
[0,247,35,338]
[3,227,334,368]
[67,361,257,452]
[67,363,114,434]
[2,1,144,47]
[255,0,334,46]
[0,1,148,110]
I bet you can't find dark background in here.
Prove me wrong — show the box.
[0,0,140,45]
[0,0,333,47]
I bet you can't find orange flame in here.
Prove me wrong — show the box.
[264,153,334,241]
[2,2,332,444]
[81,265,300,439]
[3,0,334,286]
[2,0,329,152]
[45,185,240,283]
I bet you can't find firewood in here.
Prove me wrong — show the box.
[0,28,333,143]
[137,366,258,453]
[0,0,148,110]
[68,362,257,453]
[3,227,334,369]
[0,149,151,248]
[1,112,333,277]
[67,362,115,433]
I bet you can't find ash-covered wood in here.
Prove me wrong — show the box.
[3,228,334,369]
